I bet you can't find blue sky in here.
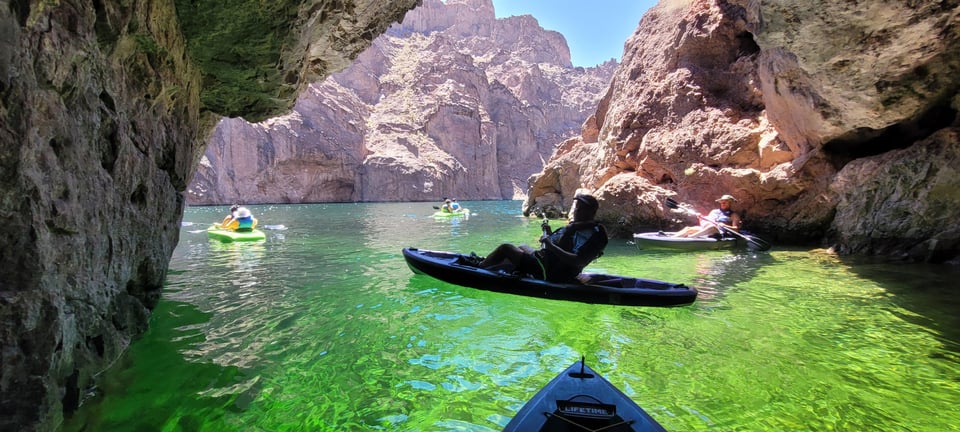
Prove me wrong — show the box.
[491,0,658,67]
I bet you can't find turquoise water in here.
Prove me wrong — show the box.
[63,201,960,431]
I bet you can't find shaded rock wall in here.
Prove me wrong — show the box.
[525,0,960,262]
[0,0,419,430]
[186,0,615,204]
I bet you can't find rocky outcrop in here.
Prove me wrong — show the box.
[525,0,960,263]
[186,0,615,204]
[0,1,418,430]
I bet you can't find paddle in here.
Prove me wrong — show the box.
[664,197,771,251]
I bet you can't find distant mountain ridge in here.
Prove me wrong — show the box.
[187,0,616,204]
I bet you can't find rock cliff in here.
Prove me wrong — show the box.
[525,0,960,263]
[186,0,615,204]
[0,0,418,430]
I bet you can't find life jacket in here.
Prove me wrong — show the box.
[235,216,255,232]
[708,208,733,224]
[537,221,608,282]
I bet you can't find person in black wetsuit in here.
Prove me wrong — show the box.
[478,194,608,282]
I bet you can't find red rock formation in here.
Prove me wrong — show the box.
[525,0,960,262]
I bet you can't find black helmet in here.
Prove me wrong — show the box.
[574,194,599,211]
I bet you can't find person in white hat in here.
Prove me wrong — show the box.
[222,206,258,232]
[673,194,741,238]
[232,207,258,232]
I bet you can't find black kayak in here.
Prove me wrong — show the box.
[503,359,667,432]
[402,247,697,307]
[633,231,740,251]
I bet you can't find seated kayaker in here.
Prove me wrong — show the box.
[450,198,462,211]
[223,207,258,232]
[674,194,741,238]
[440,199,454,213]
[478,193,608,282]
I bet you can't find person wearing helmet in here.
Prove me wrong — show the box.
[477,194,607,282]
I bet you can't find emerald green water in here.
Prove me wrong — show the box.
[63,201,960,431]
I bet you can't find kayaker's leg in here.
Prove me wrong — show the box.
[687,225,719,238]
[480,244,545,278]
[480,244,515,267]
[480,244,534,269]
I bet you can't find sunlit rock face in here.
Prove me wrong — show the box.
[0,0,418,430]
[525,0,960,262]
[187,0,615,204]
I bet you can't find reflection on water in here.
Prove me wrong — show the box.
[62,201,960,431]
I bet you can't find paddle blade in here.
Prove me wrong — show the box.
[744,234,772,251]
[665,197,699,216]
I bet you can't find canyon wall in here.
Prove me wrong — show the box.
[186,0,614,204]
[0,0,419,430]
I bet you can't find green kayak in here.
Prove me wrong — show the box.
[432,208,470,218]
[207,225,266,242]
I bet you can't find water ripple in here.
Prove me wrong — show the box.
[61,203,960,432]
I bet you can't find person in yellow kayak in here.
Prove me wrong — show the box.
[220,206,258,231]
[220,204,240,227]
